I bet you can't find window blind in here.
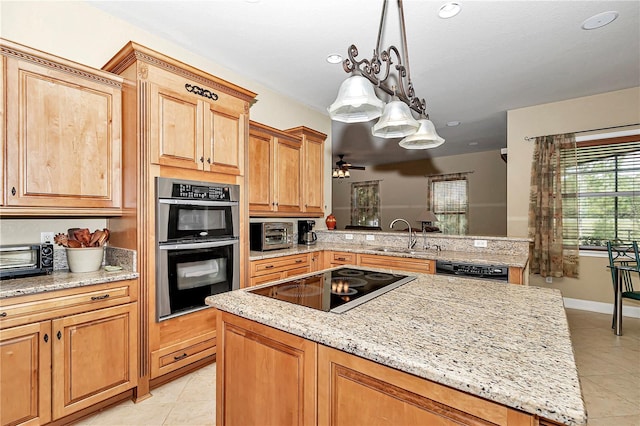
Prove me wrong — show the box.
[430,178,468,235]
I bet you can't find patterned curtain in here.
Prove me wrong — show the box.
[528,133,580,278]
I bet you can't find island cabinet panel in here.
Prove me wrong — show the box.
[325,251,357,268]
[358,253,435,274]
[2,39,123,215]
[318,345,535,426]
[249,253,310,287]
[216,312,316,426]
[0,321,52,426]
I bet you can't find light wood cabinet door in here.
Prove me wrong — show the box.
[274,137,303,213]
[4,48,122,211]
[51,303,137,419]
[248,129,274,213]
[203,103,243,176]
[217,312,316,426]
[358,254,435,274]
[0,321,52,426]
[150,83,203,170]
[286,126,327,215]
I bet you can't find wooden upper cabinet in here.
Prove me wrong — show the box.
[103,41,255,178]
[286,126,327,216]
[248,121,303,215]
[150,84,244,175]
[1,39,123,214]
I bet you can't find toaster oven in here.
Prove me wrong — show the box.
[249,222,294,251]
[0,243,54,280]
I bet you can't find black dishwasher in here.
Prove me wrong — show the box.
[435,260,509,281]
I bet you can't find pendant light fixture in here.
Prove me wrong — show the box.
[328,0,445,149]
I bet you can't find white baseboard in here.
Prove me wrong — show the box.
[563,297,640,318]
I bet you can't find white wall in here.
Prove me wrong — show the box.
[0,1,333,245]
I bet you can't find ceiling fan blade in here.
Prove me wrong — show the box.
[349,165,366,170]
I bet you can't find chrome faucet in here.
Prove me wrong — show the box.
[390,218,417,249]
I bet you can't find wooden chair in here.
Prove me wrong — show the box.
[607,240,640,331]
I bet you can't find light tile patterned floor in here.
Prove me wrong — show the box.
[76,308,639,426]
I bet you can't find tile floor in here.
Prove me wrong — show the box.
[76,308,639,426]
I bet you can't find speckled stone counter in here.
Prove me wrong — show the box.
[207,270,586,425]
[250,242,529,268]
[0,247,138,299]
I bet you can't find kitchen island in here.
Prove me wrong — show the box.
[206,268,586,426]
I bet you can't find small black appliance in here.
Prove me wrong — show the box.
[298,220,317,245]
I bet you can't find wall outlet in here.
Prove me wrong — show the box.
[345,234,354,240]
[473,239,488,248]
[545,277,553,284]
[41,232,55,244]
[366,234,375,241]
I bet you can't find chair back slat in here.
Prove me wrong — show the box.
[606,241,639,293]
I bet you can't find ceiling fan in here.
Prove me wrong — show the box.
[333,154,365,179]
[335,154,365,171]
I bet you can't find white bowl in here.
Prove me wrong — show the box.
[66,247,104,273]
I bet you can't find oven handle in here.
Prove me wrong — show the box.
[158,239,239,250]
[158,198,238,207]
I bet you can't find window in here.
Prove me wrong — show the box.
[428,174,469,235]
[350,181,380,226]
[562,135,640,249]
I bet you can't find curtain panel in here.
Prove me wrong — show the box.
[528,133,580,278]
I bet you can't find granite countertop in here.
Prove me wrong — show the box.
[0,269,138,299]
[207,270,586,425]
[250,242,529,268]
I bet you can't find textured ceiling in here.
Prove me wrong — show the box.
[89,0,640,166]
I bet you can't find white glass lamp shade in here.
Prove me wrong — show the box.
[328,75,385,123]
[399,118,445,149]
[371,100,420,138]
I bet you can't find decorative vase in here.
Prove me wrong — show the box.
[66,246,104,273]
[326,213,337,230]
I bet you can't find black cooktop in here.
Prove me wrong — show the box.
[247,267,416,313]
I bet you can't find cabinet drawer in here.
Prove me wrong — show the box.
[250,254,309,277]
[283,266,310,278]
[249,272,283,287]
[358,254,434,274]
[0,281,136,329]
[151,332,216,378]
[329,252,356,264]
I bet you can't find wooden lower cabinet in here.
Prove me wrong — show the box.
[216,312,557,426]
[0,281,138,426]
[249,253,311,287]
[0,321,51,426]
[324,251,356,268]
[216,312,316,426]
[358,253,435,274]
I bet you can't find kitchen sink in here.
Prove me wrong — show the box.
[371,247,420,255]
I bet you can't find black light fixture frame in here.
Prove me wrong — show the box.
[341,0,427,116]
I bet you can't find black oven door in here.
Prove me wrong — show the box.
[158,199,238,243]
[157,239,239,320]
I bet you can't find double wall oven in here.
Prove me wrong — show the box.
[156,177,240,321]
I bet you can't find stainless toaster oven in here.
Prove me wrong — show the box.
[249,222,294,251]
[0,243,54,280]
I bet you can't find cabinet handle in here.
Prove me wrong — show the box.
[200,156,205,163]
[295,259,303,263]
[44,334,49,343]
[264,265,274,269]
[91,294,110,301]
[174,353,188,361]
[11,187,16,196]
[57,331,62,340]
[337,257,347,261]
[207,158,211,164]
[0,312,6,318]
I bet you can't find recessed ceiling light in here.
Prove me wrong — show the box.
[446,121,461,127]
[469,142,478,146]
[326,54,343,64]
[581,11,619,30]
[439,2,461,19]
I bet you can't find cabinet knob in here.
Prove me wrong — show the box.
[11,187,16,196]
[200,156,205,163]
[44,334,49,343]
[0,312,6,318]
[57,331,62,340]
[207,158,211,164]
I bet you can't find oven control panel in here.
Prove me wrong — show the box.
[171,183,231,201]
